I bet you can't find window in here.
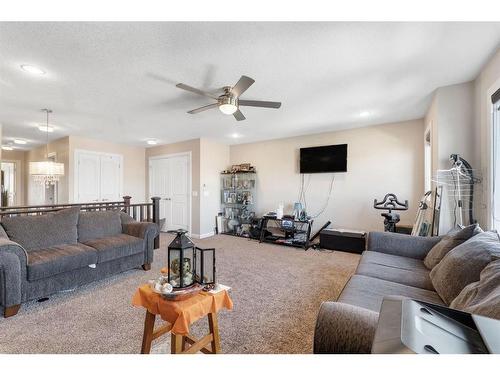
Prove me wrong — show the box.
[492,91,500,231]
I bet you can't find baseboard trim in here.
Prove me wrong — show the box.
[190,232,215,239]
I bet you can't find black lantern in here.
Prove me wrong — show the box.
[195,247,216,286]
[167,230,195,289]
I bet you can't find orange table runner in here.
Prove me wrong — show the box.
[132,285,233,336]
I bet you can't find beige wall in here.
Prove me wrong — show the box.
[68,135,146,203]
[473,48,500,229]
[200,138,230,236]
[424,82,476,232]
[422,48,500,231]
[145,139,201,235]
[230,119,425,232]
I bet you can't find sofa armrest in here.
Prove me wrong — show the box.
[122,222,159,264]
[123,222,158,240]
[367,232,442,260]
[313,302,379,354]
[0,237,28,308]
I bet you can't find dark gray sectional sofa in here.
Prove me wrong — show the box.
[314,229,500,353]
[0,207,158,318]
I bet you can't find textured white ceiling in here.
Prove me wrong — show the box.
[1,22,499,150]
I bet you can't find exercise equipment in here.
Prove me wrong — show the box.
[374,193,409,232]
[412,191,432,236]
[433,154,480,228]
[309,220,332,243]
[449,154,476,226]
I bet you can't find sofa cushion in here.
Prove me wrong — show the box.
[120,211,135,224]
[82,233,144,263]
[430,231,494,305]
[338,275,444,312]
[78,211,122,242]
[1,207,80,251]
[424,224,482,269]
[357,251,433,290]
[450,259,500,320]
[27,243,98,281]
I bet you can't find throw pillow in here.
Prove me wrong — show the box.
[1,207,80,251]
[424,224,482,269]
[450,259,500,320]
[430,231,493,305]
[78,210,122,242]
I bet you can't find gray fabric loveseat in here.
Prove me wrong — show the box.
[314,228,500,353]
[0,207,158,318]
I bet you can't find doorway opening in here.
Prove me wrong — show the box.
[1,161,16,207]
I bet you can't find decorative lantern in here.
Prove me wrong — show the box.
[167,230,195,289]
[195,247,216,286]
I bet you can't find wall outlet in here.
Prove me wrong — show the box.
[192,191,198,197]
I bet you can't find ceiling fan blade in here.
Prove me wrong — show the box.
[230,76,255,97]
[187,103,219,114]
[176,83,219,100]
[233,109,246,121]
[238,100,282,109]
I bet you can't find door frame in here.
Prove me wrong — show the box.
[1,159,21,206]
[148,151,192,235]
[74,149,124,203]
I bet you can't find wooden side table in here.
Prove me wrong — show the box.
[141,310,221,354]
[132,284,233,354]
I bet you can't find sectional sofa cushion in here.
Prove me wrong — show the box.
[337,275,444,312]
[424,224,482,269]
[356,251,433,290]
[27,243,98,281]
[430,231,494,305]
[78,210,122,242]
[82,233,144,263]
[1,207,80,251]
[450,259,500,320]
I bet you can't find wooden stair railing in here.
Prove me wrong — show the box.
[0,196,161,249]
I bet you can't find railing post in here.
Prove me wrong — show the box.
[151,196,161,249]
[123,196,132,215]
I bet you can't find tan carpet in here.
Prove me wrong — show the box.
[0,234,359,354]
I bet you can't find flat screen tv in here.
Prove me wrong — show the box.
[300,144,348,173]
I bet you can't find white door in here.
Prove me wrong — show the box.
[169,156,189,230]
[149,158,170,231]
[100,154,122,201]
[75,151,122,203]
[149,154,190,233]
[76,152,101,202]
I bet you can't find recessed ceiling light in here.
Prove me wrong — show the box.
[359,111,371,117]
[1,146,14,151]
[38,125,54,132]
[147,140,158,145]
[14,139,27,145]
[20,64,46,75]
[230,133,241,139]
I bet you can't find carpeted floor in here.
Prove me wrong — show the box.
[0,234,360,354]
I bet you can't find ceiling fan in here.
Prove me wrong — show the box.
[176,75,281,121]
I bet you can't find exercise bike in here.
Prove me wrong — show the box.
[373,193,408,232]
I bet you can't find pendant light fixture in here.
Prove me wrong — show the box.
[29,109,65,186]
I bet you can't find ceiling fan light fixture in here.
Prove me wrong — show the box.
[219,103,238,115]
[218,95,238,115]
